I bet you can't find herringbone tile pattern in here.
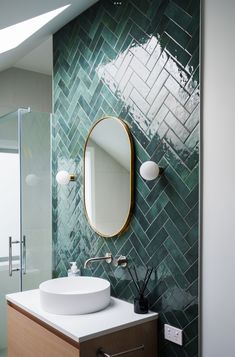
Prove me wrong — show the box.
[52,0,200,356]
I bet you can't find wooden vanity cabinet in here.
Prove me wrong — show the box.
[8,303,157,357]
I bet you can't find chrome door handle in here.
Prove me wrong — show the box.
[9,236,20,277]
[23,235,26,274]
[96,345,144,357]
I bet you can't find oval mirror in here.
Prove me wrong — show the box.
[84,117,134,237]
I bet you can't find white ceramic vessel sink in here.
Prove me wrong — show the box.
[39,276,110,315]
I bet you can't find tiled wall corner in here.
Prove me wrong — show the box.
[52,0,200,356]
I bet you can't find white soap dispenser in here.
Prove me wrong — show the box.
[68,262,81,277]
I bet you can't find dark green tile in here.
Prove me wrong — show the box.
[165,164,190,199]
[185,260,198,284]
[147,227,168,253]
[164,237,190,272]
[164,184,190,217]
[185,336,198,357]
[164,255,189,289]
[185,203,198,227]
[174,309,189,329]
[165,202,189,235]
[164,219,190,254]
[147,207,169,239]
[166,20,191,49]
[130,5,150,30]
[146,191,169,222]
[185,184,199,207]
[53,1,200,356]
[185,164,198,190]
[165,36,191,67]
[187,28,199,55]
[165,1,192,29]
[130,22,149,45]
[184,317,198,342]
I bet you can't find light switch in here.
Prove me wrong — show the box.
[164,324,183,346]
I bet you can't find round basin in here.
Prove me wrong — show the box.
[39,276,110,315]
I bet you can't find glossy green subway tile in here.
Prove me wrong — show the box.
[174,309,190,329]
[130,21,149,45]
[165,111,190,143]
[146,191,169,222]
[164,164,190,199]
[165,202,189,235]
[53,0,200,356]
[165,1,192,29]
[185,146,199,170]
[166,20,191,49]
[187,28,199,56]
[185,204,198,228]
[164,237,190,273]
[174,0,192,12]
[187,48,200,75]
[166,37,191,67]
[164,219,190,254]
[148,242,168,268]
[165,146,191,180]
[130,6,150,30]
[165,310,181,328]
[187,10,200,36]
[164,184,190,217]
[185,184,199,207]
[185,336,198,357]
[164,255,189,290]
[134,205,150,231]
[146,176,168,206]
[185,241,198,266]
[185,260,198,285]
[165,58,190,88]
[184,317,198,344]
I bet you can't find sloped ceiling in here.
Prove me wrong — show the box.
[0,0,98,73]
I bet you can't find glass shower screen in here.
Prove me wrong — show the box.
[20,110,52,291]
[0,108,52,356]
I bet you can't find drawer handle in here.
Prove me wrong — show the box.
[96,345,144,357]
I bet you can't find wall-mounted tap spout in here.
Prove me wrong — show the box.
[84,253,112,269]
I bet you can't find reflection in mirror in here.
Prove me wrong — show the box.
[84,117,134,237]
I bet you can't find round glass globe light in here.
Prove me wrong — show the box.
[140,161,160,181]
[25,174,39,186]
[56,170,70,185]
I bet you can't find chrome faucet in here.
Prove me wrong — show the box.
[84,253,112,269]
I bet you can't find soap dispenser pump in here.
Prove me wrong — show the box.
[68,262,81,277]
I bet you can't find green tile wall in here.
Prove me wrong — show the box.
[52,0,200,356]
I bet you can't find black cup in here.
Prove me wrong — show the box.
[134,295,149,314]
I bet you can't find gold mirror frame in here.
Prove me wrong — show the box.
[84,116,134,238]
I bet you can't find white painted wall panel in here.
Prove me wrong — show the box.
[0,68,52,116]
[202,0,235,355]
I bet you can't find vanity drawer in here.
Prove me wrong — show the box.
[8,304,80,357]
[8,303,157,357]
[80,320,157,357]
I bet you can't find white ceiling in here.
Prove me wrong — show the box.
[0,0,98,75]
[14,37,53,75]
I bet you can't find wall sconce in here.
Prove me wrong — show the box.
[139,161,163,181]
[56,170,76,185]
[25,174,40,186]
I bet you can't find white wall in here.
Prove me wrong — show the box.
[0,153,20,258]
[0,67,52,116]
[202,0,235,356]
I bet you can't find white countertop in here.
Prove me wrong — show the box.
[6,289,158,343]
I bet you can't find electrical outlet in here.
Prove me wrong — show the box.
[164,324,183,346]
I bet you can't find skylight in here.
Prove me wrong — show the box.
[0,5,70,54]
